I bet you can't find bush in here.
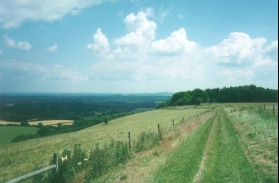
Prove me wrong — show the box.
[86,140,130,180]
[11,134,39,143]
[134,131,161,153]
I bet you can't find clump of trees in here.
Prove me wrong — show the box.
[157,85,278,108]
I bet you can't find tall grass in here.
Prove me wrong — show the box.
[29,130,163,183]
[228,105,278,182]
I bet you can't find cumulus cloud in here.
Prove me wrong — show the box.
[4,35,32,50]
[0,0,110,29]
[113,11,156,51]
[150,28,197,55]
[205,32,266,65]
[87,28,110,56]
[86,10,277,91]
[47,44,58,52]
[263,40,278,61]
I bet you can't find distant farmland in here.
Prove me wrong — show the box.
[0,121,20,125]
[0,126,38,146]
[28,120,74,126]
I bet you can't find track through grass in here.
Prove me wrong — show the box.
[200,109,257,183]
[152,109,258,183]
[151,110,216,182]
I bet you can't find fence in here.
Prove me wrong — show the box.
[5,153,58,183]
[5,110,210,182]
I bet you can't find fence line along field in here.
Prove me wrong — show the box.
[0,107,209,182]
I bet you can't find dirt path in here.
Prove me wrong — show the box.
[192,110,219,183]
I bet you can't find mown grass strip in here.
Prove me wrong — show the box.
[151,111,217,183]
[200,110,257,183]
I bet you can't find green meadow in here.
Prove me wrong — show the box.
[0,126,38,146]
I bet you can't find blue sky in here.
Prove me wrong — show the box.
[0,0,278,93]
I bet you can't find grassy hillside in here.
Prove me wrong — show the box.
[1,103,277,183]
[0,107,209,182]
[0,126,38,146]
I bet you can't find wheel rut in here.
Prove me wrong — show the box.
[192,109,220,183]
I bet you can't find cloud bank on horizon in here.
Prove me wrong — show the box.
[0,0,278,93]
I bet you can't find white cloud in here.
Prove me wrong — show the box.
[205,32,266,65]
[86,10,277,92]
[113,11,156,51]
[0,59,86,83]
[157,5,174,22]
[87,28,110,56]
[4,35,32,50]
[17,41,32,51]
[0,0,110,29]
[144,7,154,18]
[219,69,254,81]
[150,28,197,55]
[47,44,58,52]
[263,40,278,61]
[3,35,16,47]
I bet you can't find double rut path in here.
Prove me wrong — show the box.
[154,109,257,183]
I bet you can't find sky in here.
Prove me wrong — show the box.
[0,0,278,93]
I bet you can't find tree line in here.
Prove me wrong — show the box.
[10,112,133,143]
[157,85,278,108]
[0,95,161,122]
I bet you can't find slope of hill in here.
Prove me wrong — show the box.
[0,106,209,182]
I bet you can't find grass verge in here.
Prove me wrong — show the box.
[228,106,278,183]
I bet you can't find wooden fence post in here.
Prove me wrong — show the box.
[158,124,162,140]
[264,105,265,111]
[128,132,131,150]
[53,153,58,172]
[172,120,174,126]
[273,105,275,116]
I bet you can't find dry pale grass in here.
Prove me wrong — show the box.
[0,108,210,182]
[90,110,215,183]
[28,120,74,126]
[0,120,20,125]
